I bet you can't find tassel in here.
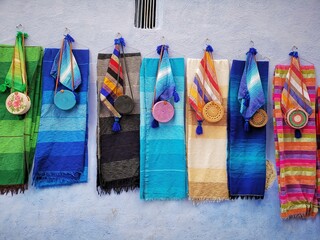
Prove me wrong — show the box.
[206,44,214,53]
[196,121,203,135]
[295,129,302,138]
[173,90,180,103]
[112,117,121,132]
[0,84,7,92]
[244,119,250,132]
[151,119,159,128]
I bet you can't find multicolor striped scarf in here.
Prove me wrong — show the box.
[0,44,43,194]
[280,53,312,116]
[227,60,268,199]
[316,88,320,205]
[0,32,28,93]
[50,34,81,91]
[188,46,222,134]
[238,48,265,131]
[99,38,124,121]
[273,64,317,219]
[187,58,229,201]
[140,57,187,200]
[32,48,89,187]
[97,52,141,194]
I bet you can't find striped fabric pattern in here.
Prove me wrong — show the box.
[2,32,28,93]
[32,48,89,187]
[189,51,222,122]
[227,60,268,199]
[0,45,43,194]
[238,49,265,120]
[140,57,187,200]
[280,57,312,115]
[316,88,320,204]
[99,43,123,117]
[97,52,141,194]
[154,49,176,102]
[186,58,229,201]
[273,64,317,218]
[50,35,82,91]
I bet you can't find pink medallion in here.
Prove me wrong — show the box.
[152,101,174,123]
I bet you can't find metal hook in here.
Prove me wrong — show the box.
[292,45,298,51]
[16,24,24,31]
[161,36,166,45]
[250,40,254,48]
[205,38,210,45]
[64,27,71,35]
[116,32,122,38]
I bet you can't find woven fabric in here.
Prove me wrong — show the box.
[227,60,269,199]
[1,32,28,93]
[189,51,222,122]
[316,87,320,204]
[99,42,124,118]
[0,45,43,194]
[273,64,317,218]
[280,57,312,115]
[186,58,229,201]
[50,35,81,91]
[140,57,187,200]
[97,52,141,194]
[238,49,265,121]
[32,48,89,187]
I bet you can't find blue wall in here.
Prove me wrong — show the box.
[1,0,320,239]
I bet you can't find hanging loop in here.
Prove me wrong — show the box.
[64,27,71,36]
[250,40,254,48]
[16,24,24,31]
[292,45,298,51]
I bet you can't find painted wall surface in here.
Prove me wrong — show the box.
[1,0,320,239]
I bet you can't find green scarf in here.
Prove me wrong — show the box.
[0,44,43,194]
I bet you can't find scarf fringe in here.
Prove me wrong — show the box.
[190,197,229,205]
[229,195,264,200]
[97,177,139,195]
[0,184,27,195]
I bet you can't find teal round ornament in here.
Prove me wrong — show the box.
[54,89,76,111]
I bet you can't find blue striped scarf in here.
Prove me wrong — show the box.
[32,48,89,187]
[140,57,187,200]
[238,48,265,131]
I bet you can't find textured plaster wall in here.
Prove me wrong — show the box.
[1,0,320,239]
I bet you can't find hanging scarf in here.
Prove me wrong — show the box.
[0,32,28,93]
[273,64,317,218]
[188,45,222,134]
[50,34,81,91]
[0,44,43,194]
[238,48,265,131]
[151,45,179,128]
[99,38,125,131]
[280,52,312,117]
[32,47,89,187]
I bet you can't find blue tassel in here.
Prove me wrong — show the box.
[244,93,250,107]
[206,45,214,53]
[151,119,159,128]
[64,34,75,43]
[112,117,121,132]
[196,121,203,135]
[114,37,126,46]
[248,47,257,55]
[173,90,180,103]
[289,51,299,58]
[295,129,302,138]
[156,45,169,55]
[244,119,250,132]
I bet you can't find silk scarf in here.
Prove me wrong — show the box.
[189,46,222,134]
